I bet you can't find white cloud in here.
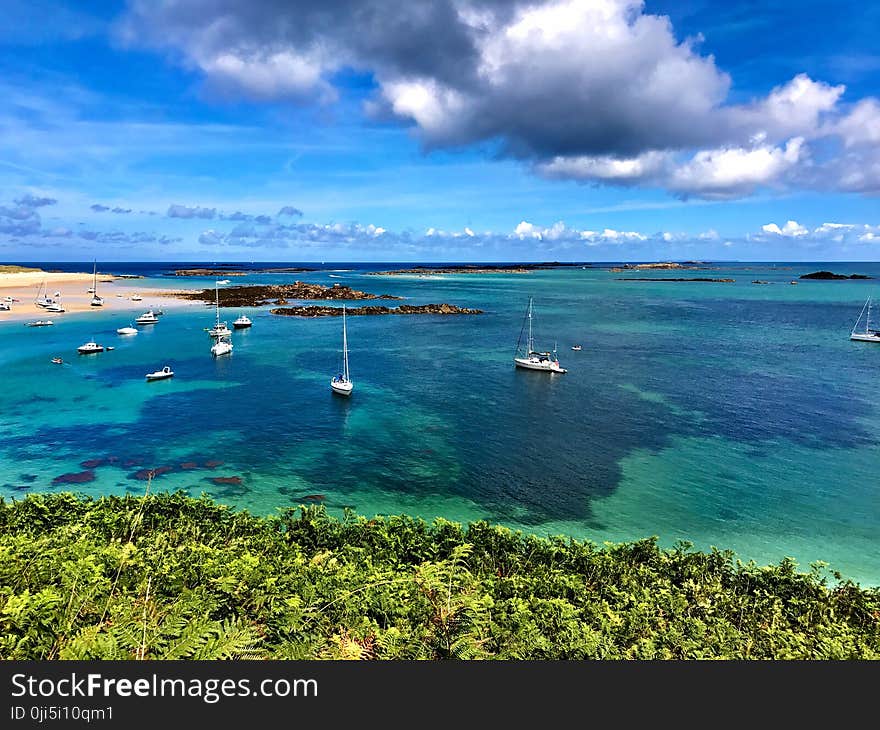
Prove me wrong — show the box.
[669,137,805,198]
[761,220,809,237]
[536,151,669,182]
[835,99,880,148]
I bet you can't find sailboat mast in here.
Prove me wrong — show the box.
[215,280,220,325]
[527,297,534,353]
[93,260,97,294]
[342,305,349,381]
[868,297,873,333]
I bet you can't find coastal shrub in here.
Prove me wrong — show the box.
[0,492,877,660]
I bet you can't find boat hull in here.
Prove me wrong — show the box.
[331,379,353,396]
[211,343,233,357]
[514,357,567,373]
[851,332,880,342]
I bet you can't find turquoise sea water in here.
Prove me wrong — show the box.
[2,262,879,584]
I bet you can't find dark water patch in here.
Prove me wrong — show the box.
[209,476,243,485]
[130,465,175,480]
[179,462,199,470]
[204,460,224,469]
[3,484,31,492]
[52,470,95,485]
[80,458,107,469]
[19,474,37,483]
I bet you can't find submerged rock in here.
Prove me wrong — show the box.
[52,470,96,485]
[210,476,243,485]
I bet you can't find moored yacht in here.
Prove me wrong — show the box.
[851,296,880,342]
[233,314,252,329]
[513,298,567,373]
[135,310,159,324]
[330,305,353,396]
[117,324,138,335]
[77,340,105,354]
[211,335,233,357]
[146,366,174,381]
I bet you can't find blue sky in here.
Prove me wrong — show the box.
[1,0,879,261]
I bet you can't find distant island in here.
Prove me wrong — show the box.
[617,277,735,283]
[176,282,401,307]
[271,303,483,317]
[610,262,709,272]
[368,262,583,276]
[172,267,316,277]
[799,271,873,280]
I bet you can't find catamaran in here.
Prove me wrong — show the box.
[90,260,104,307]
[851,296,880,342]
[330,305,353,396]
[513,298,567,373]
[208,281,232,337]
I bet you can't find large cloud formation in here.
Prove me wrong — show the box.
[118,0,880,198]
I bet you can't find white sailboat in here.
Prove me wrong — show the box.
[211,334,233,357]
[34,279,55,308]
[513,298,567,373]
[330,305,353,396]
[850,296,880,342]
[208,280,231,337]
[90,260,104,307]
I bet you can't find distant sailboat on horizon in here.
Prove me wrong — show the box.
[330,305,353,396]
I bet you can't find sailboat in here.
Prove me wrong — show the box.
[330,305,353,396]
[208,280,231,338]
[34,279,54,308]
[90,260,104,307]
[211,334,233,357]
[850,296,880,342]
[513,298,567,373]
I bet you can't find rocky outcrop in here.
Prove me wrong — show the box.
[270,303,483,317]
[178,282,402,307]
[172,267,316,276]
[616,277,735,282]
[368,262,579,276]
[799,271,873,280]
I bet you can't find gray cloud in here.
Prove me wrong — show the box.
[220,211,272,224]
[119,0,880,198]
[167,203,217,219]
[91,203,133,213]
[15,193,57,208]
[278,206,303,217]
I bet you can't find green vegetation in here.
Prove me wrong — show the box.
[0,265,41,273]
[1,492,877,659]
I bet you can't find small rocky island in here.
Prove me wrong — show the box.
[271,303,483,317]
[176,282,401,307]
[610,262,709,272]
[368,262,580,276]
[172,267,316,277]
[799,271,873,280]
[616,277,735,282]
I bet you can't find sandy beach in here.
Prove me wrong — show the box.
[0,269,199,323]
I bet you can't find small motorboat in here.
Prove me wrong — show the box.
[0,301,10,311]
[77,340,104,354]
[117,325,138,335]
[51,357,63,365]
[233,314,252,329]
[571,345,582,351]
[135,310,159,324]
[130,294,143,301]
[217,279,231,285]
[145,366,174,381]
[46,303,66,313]
[26,320,54,327]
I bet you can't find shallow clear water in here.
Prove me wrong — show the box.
[2,261,879,584]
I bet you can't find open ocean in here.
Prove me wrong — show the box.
[2,261,878,584]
